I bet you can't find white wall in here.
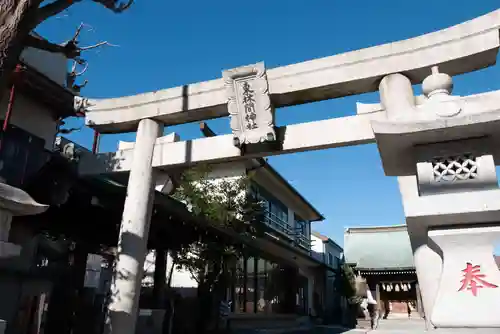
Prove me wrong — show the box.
[0,47,69,150]
[0,93,58,149]
[310,234,343,269]
[142,250,198,289]
[311,234,324,262]
[20,47,68,87]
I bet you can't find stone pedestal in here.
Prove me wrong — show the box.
[429,226,500,328]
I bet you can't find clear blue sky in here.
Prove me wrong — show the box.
[38,0,500,248]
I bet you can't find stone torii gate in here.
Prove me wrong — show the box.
[78,9,500,334]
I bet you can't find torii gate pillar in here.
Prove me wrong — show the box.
[106,119,163,334]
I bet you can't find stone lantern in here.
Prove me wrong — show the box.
[371,66,500,330]
[0,182,47,334]
[0,182,48,258]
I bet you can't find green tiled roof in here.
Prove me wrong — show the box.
[344,225,414,270]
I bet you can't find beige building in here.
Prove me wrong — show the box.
[142,157,336,323]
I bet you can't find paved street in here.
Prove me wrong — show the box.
[374,318,426,332]
[313,318,500,333]
[372,318,425,333]
[314,318,426,334]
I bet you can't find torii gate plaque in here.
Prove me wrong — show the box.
[79,9,500,334]
[223,62,276,147]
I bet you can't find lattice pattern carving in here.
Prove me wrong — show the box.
[431,154,478,182]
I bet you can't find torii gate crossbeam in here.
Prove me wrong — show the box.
[81,10,500,133]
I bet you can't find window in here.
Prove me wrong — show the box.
[269,199,288,224]
[229,255,304,315]
[296,221,306,238]
[294,215,306,235]
[328,253,334,266]
[252,183,289,232]
[235,257,245,313]
[251,184,268,209]
[246,257,256,312]
[256,258,267,313]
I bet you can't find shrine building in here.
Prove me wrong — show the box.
[344,225,424,318]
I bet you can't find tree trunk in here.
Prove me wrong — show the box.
[167,254,175,287]
[0,0,41,97]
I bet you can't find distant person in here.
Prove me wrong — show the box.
[366,290,378,329]
[382,300,390,319]
[407,302,412,319]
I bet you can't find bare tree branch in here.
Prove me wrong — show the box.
[35,0,74,26]
[25,34,79,57]
[72,80,88,93]
[25,23,118,58]
[34,0,134,27]
[58,127,81,135]
[67,57,89,93]
[71,58,89,76]
[81,41,118,50]
[93,0,134,13]
[70,22,85,41]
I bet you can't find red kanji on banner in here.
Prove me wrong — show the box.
[458,262,498,296]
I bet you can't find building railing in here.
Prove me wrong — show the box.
[294,233,311,250]
[263,210,311,251]
[263,210,293,238]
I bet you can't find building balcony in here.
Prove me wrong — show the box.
[294,233,311,250]
[263,210,292,237]
[263,210,311,251]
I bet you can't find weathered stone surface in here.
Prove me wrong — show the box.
[415,140,498,196]
[80,85,500,175]
[373,63,500,330]
[0,182,48,216]
[0,183,48,258]
[223,62,275,147]
[429,226,500,328]
[84,9,500,133]
[371,68,500,177]
[79,111,382,175]
[107,119,163,334]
